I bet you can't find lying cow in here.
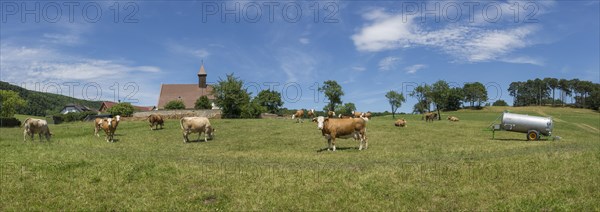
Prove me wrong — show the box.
[307,109,315,119]
[327,111,336,118]
[292,109,304,123]
[394,118,407,127]
[424,112,438,122]
[148,113,164,130]
[23,118,52,142]
[313,116,367,151]
[447,116,460,122]
[99,115,120,142]
[180,117,215,142]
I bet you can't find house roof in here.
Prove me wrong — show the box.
[63,103,96,112]
[157,84,215,109]
[197,64,207,76]
[100,101,155,111]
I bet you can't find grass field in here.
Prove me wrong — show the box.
[1,106,599,210]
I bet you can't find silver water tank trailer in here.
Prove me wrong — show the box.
[493,112,554,140]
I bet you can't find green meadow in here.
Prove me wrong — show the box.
[1,106,599,210]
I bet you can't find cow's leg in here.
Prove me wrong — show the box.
[183,130,189,143]
[204,129,209,142]
[23,130,27,142]
[330,133,336,151]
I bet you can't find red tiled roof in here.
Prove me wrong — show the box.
[157,84,215,109]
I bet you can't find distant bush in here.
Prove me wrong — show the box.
[195,96,211,109]
[108,103,135,117]
[241,101,265,119]
[492,100,509,106]
[165,100,186,110]
[0,117,21,127]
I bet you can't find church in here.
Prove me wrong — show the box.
[157,64,216,109]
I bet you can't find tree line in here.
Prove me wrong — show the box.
[508,78,600,110]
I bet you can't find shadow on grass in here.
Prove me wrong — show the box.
[184,138,214,143]
[491,138,552,142]
[316,146,359,152]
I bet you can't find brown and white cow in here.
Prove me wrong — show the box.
[394,118,407,127]
[23,118,52,142]
[180,117,215,142]
[292,109,304,123]
[447,116,460,122]
[327,111,336,118]
[352,111,362,118]
[307,109,315,119]
[148,113,164,130]
[424,112,438,122]
[314,116,368,151]
[99,115,120,142]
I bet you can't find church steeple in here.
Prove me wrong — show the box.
[198,62,207,88]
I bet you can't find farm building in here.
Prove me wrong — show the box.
[60,104,97,114]
[157,64,216,109]
[98,101,156,112]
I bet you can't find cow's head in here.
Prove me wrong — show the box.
[315,116,326,130]
[115,115,121,122]
[207,127,215,139]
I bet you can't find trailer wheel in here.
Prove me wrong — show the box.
[527,130,539,141]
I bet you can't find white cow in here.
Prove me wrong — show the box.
[180,117,215,142]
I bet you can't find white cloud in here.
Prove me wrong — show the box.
[351,8,542,64]
[299,38,310,44]
[0,44,163,106]
[277,48,316,82]
[378,56,401,71]
[352,66,366,72]
[405,64,427,74]
[499,56,544,66]
[167,42,210,59]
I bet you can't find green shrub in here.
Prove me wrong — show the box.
[492,100,509,106]
[195,96,211,109]
[165,100,186,110]
[108,103,135,117]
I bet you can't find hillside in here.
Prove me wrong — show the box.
[0,81,102,116]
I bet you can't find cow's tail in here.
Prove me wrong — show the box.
[21,118,31,128]
[179,118,185,129]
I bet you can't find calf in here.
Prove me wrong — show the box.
[180,117,215,142]
[314,116,367,151]
[394,118,407,127]
[23,118,52,142]
[291,109,304,123]
[99,115,120,142]
[447,116,460,122]
[148,114,164,130]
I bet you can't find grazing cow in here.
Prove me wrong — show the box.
[447,116,460,122]
[148,114,164,130]
[291,109,304,123]
[395,118,407,127]
[99,115,120,142]
[307,109,315,119]
[314,116,368,151]
[327,111,336,118]
[23,118,52,142]
[180,117,215,142]
[424,112,438,122]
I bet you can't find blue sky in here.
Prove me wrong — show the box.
[1,0,599,113]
